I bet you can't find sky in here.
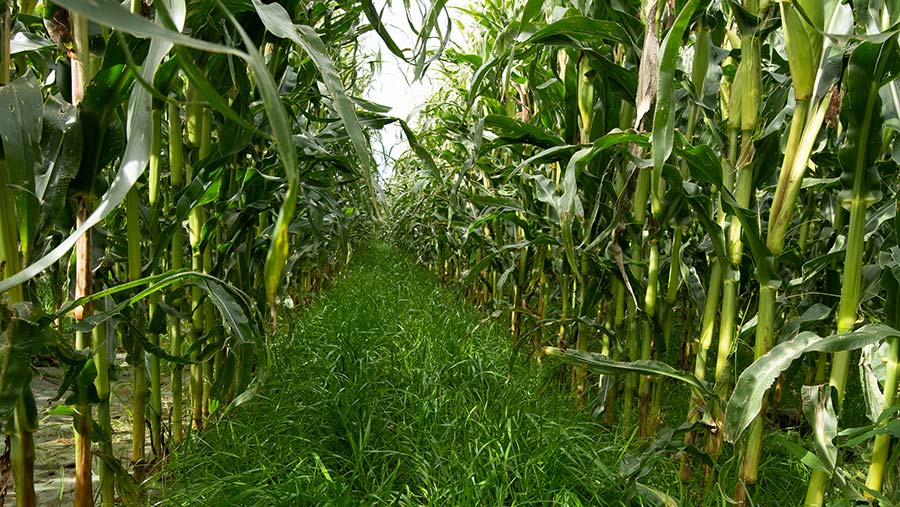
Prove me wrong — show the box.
[360,1,469,179]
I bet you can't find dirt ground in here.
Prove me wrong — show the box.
[7,354,182,506]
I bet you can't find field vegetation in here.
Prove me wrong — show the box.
[0,0,898,505]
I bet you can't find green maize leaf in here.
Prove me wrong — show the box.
[559,148,589,281]
[94,452,143,505]
[770,433,830,473]
[793,0,889,45]
[467,55,503,111]
[449,117,483,199]
[594,52,638,103]
[620,421,711,484]
[543,347,716,401]
[9,31,55,55]
[175,164,224,222]
[175,49,267,140]
[517,16,632,47]
[465,195,526,212]
[800,176,841,189]
[445,118,484,199]
[223,379,263,416]
[723,324,900,442]
[651,0,701,190]
[68,32,139,197]
[838,40,899,210]
[250,0,377,211]
[460,236,556,287]
[412,0,451,80]
[513,145,584,175]
[793,235,846,288]
[355,98,399,115]
[777,303,833,344]
[0,72,42,264]
[521,0,545,23]
[195,277,259,348]
[0,0,187,296]
[359,0,406,60]
[236,343,257,397]
[727,0,761,36]
[780,1,817,100]
[590,130,650,151]
[883,248,900,328]
[676,143,778,287]
[210,351,235,401]
[858,1,900,124]
[36,96,82,236]
[810,2,853,105]
[798,0,827,30]
[482,114,565,149]
[372,116,439,178]
[56,270,259,363]
[512,131,647,178]
[682,184,726,264]
[151,56,180,96]
[0,310,37,432]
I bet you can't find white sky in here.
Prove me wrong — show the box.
[360,1,469,179]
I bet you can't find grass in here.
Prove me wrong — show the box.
[151,243,807,506]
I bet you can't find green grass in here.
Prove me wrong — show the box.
[152,243,806,506]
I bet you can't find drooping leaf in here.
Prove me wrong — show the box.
[724,324,900,442]
[94,452,143,504]
[411,0,451,80]
[801,384,840,476]
[859,343,889,423]
[59,269,261,364]
[543,347,716,401]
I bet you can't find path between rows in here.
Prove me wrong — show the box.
[154,244,624,506]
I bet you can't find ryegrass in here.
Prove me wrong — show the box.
[152,244,806,506]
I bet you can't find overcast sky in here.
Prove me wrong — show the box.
[360,1,468,179]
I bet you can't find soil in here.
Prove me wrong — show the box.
[7,354,182,506]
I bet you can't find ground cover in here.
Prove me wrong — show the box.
[12,358,178,506]
[152,244,806,506]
